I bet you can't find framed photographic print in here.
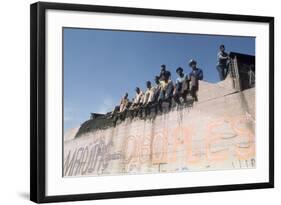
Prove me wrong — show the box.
[30,2,274,203]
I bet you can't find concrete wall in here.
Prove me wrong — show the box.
[63,77,255,177]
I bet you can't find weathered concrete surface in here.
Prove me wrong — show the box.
[63,76,255,177]
[64,127,79,142]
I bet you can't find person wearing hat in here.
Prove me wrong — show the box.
[217,44,229,80]
[188,59,203,101]
[174,67,189,104]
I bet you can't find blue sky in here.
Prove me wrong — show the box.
[63,28,255,131]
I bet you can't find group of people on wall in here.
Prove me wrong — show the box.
[111,44,230,117]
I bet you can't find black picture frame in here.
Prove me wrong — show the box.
[30,1,274,203]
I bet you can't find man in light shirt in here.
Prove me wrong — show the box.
[111,92,129,117]
[142,81,154,104]
[158,72,174,112]
[130,87,144,109]
[119,92,129,112]
[141,81,156,117]
[144,76,161,116]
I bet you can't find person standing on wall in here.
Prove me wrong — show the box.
[188,59,203,101]
[216,44,229,80]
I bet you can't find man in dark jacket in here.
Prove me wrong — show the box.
[188,59,203,101]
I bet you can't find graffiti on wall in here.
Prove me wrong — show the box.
[64,114,255,176]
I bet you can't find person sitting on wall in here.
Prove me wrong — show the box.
[174,67,189,104]
[141,81,156,117]
[142,81,154,105]
[188,59,203,102]
[153,76,161,102]
[144,76,161,116]
[130,87,144,108]
[216,44,230,81]
[119,92,129,112]
[129,87,144,116]
[111,92,130,119]
[158,71,174,112]
[159,64,171,81]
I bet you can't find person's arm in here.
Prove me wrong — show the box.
[198,70,203,80]
[218,52,228,60]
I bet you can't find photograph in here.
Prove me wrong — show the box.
[29,2,274,202]
[63,28,256,177]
